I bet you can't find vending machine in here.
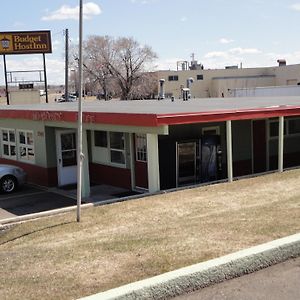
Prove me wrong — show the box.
[200,135,222,182]
[176,136,222,187]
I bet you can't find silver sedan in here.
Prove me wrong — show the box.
[0,164,27,193]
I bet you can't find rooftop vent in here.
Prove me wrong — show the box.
[158,79,165,100]
[182,88,190,101]
[277,59,286,66]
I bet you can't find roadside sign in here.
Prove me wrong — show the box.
[0,31,52,55]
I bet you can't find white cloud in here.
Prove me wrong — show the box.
[265,51,300,65]
[219,38,234,44]
[42,2,101,21]
[204,47,261,60]
[204,51,229,59]
[201,48,299,70]
[290,3,300,11]
[229,47,261,54]
[154,57,185,71]
[52,39,62,51]
[1,56,65,85]
[130,0,157,4]
[180,16,187,22]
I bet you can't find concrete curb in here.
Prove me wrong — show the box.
[80,232,300,300]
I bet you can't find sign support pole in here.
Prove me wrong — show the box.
[3,54,9,105]
[65,29,69,102]
[43,53,48,103]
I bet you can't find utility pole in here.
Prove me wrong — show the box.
[77,0,83,222]
[65,28,69,101]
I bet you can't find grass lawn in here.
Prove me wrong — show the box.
[1,169,300,299]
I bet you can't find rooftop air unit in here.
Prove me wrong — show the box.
[158,79,165,100]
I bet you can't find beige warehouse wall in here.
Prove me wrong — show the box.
[10,90,40,104]
[211,76,276,97]
[274,64,300,86]
[157,64,300,98]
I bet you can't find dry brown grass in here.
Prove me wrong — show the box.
[0,169,300,299]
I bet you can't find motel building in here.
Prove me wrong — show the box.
[0,96,300,198]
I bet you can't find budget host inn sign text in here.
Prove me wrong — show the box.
[0,31,52,55]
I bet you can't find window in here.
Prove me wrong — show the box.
[60,132,76,167]
[197,74,204,80]
[18,130,35,162]
[94,130,107,147]
[288,119,300,135]
[1,128,16,159]
[268,118,296,139]
[109,132,125,165]
[135,134,147,162]
[93,130,126,166]
[269,121,280,138]
[168,75,178,81]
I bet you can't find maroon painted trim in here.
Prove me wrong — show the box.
[135,161,148,189]
[0,158,57,187]
[157,106,300,125]
[1,105,300,127]
[0,110,159,127]
[89,163,131,189]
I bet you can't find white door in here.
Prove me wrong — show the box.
[56,130,77,186]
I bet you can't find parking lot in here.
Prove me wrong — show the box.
[0,184,141,221]
[0,185,78,220]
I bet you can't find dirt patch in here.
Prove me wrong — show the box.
[0,170,300,300]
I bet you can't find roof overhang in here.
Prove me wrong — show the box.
[0,97,300,127]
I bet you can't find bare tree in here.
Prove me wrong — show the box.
[80,36,113,99]
[129,72,158,99]
[84,35,157,100]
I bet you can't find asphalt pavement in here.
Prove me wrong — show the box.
[0,185,76,220]
[174,257,300,300]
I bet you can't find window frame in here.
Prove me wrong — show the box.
[94,130,108,147]
[287,118,300,136]
[1,128,17,160]
[268,117,300,140]
[168,75,179,81]
[109,132,126,166]
[17,129,35,163]
[135,134,147,163]
[93,130,126,167]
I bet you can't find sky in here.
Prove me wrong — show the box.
[1,0,300,85]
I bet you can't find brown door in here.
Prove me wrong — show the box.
[134,134,148,189]
[252,120,267,173]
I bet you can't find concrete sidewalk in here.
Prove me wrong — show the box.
[80,233,300,300]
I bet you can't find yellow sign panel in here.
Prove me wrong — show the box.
[0,31,52,55]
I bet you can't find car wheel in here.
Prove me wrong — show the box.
[0,176,17,193]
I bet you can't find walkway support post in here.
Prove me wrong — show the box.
[278,116,284,173]
[226,120,233,183]
[129,133,136,190]
[81,129,90,198]
[146,133,160,193]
